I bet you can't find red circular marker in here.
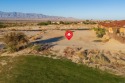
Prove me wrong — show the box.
[65,30,73,40]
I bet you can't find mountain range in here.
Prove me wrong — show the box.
[0,11,78,21]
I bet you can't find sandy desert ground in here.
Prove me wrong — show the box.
[40,30,125,51]
[1,26,125,52]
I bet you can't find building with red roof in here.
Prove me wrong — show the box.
[99,20,125,43]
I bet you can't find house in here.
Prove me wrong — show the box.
[99,20,125,36]
[98,20,125,43]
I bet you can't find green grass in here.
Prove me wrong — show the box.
[0,55,125,83]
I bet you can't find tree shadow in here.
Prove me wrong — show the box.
[32,36,64,44]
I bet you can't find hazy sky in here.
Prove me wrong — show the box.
[0,0,125,20]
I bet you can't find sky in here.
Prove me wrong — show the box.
[0,0,125,20]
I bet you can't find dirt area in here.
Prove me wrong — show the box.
[33,30,125,51]
[1,29,125,59]
[1,29,125,51]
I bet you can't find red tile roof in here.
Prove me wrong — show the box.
[99,20,125,27]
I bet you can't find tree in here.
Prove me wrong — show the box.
[59,21,64,24]
[47,20,51,24]
[93,27,106,38]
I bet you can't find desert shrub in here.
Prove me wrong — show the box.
[32,44,53,54]
[47,20,52,24]
[93,27,106,38]
[32,44,42,52]
[37,21,52,26]
[3,32,29,52]
[64,22,72,25]
[37,22,48,26]
[83,20,97,25]
[59,21,64,24]
[59,21,72,25]
[0,22,6,28]
[31,44,52,55]
[63,47,76,58]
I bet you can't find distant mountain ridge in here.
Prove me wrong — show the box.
[0,11,78,21]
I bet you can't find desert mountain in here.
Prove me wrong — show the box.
[0,11,78,21]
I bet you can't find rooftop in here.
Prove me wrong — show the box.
[99,20,125,27]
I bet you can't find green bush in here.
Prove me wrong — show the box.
[3,32,29,52]
[47,21,51,24]
[59,21,72,25]
[93,27,106,38]
[37,22,48,25]
[32,44,52,52]
[83,20,97,25]
[32,44,42,52]
[37,21,52,26]
[64,22,72,25]
[59,21,64,24]
[0,22,6,28]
